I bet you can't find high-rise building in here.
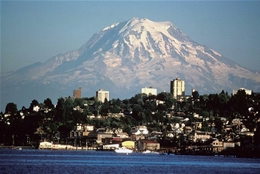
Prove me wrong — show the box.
[96,89,109,103]
[73,87,82,98]
[170,78,185,99]
[141,87,157,96]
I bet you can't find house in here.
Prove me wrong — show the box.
[184,126,193,134]
[116,132,129,139]
[224,124,233,132]
[33,105,40,112]
[131,126,149,135]
[211,139,224,152]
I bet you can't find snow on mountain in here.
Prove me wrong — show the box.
[1,17,260,110]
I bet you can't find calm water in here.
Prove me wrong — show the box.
[0,149,260,174]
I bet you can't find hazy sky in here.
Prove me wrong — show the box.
[1,1,260,72]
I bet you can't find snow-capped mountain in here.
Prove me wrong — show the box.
[2,17,260,110]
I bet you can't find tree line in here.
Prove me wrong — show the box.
[1,90,259,146]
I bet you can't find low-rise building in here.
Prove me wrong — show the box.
[122,141,135,149]
[136,139,160,151]
[193,131,211,142]
[223,141,241,149]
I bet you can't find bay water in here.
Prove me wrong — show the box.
[0,149,259,174]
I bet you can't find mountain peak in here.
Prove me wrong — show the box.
[128,17,151,23]
[124,17,172,31]
[101,18,152,32]
[2,18,260,111]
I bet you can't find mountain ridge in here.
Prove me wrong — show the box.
[1,17,260,111]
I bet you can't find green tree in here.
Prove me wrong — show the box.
[74,98,84,108]
[23,112,42,141]
[207,94,220,116]
[192,90,199,101]
[157,92,175,109]
[100,99,109,116]
[218,90,230,117]
[5,103,17,114]
[58,97,74,128]
[44,98,54,109]
[130,94,146,105]
[132,104,143,122]
[143,99,156,112]
[230,90,248,116]
[7,110,24,145]
[109,98,122,113]
[54,97,65,122]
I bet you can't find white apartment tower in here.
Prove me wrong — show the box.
[141,87,157,96]
[170,78,185,99]
[96,89,109,103]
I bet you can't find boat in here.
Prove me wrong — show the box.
[142,150,152,154]
[12,147,22,150]
[142,150,159,154]
[115,147,133,154]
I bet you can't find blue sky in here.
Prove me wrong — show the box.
[1,1,260,72]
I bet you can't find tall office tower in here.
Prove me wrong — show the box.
[96,89,109,103]
[73,87,82,98]
[141,87,157,96]
[170,78,185,99]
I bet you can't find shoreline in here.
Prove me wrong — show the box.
[1,145,260,159]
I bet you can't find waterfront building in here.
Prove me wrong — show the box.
[223,141,241,150]
[211,139,224,153]
[136,139,160,151]
[141,87,157,96]
[96,89,109,103]
[73,87,82,98]
[170,78,185,100]
[122,140,135,149]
